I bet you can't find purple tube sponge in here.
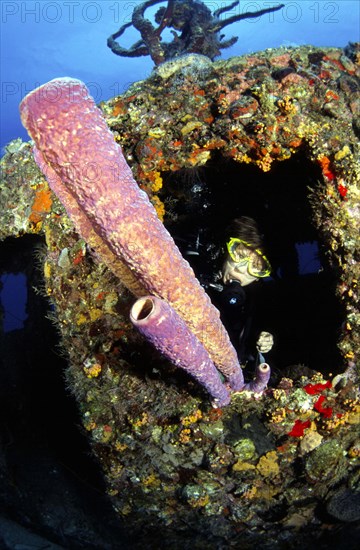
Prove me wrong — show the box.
[244,363,271,393]
[130,296,230,407]
[19,77,242,385]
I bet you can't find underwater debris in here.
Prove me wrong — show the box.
[107,0,284,65]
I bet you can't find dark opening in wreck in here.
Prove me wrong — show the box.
[160,151,345,377]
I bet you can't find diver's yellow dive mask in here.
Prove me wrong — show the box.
[226,238,271,278]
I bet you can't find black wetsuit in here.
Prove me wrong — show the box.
[208,281,259,366]
[176,236,266,365]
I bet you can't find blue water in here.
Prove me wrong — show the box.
[0,273,28,331]
[1,1,359,150]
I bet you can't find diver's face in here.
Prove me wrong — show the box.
[222,256,259,287]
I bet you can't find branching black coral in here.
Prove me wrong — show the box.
[107,0,284,66]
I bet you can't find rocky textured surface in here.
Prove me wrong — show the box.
[0,45,359,548]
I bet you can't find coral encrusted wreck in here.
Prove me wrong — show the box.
[1,43,360,548]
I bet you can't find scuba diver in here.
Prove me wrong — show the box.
[207,216,274,369]
[177,215,274,370]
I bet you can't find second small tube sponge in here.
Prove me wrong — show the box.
[130,296,231,407]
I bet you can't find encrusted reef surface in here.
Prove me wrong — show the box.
[1,45,359,548]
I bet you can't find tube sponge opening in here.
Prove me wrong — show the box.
[131,297,154,322]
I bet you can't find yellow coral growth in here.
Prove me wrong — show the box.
[115,442,128,452]
[181,409,203,426]
[142,472,161,488]
[232,461,256,472]
[89,308,103,322]
[256,154,273,172]
[76,313,88,325]
[256,451,280,478]
[152,171,163,192]
[84,363,102,378]
[129,412,149,429]
[151,195,165,221]
[277,96,297,115]
[44,261,51,279]
[179,428,192,444]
